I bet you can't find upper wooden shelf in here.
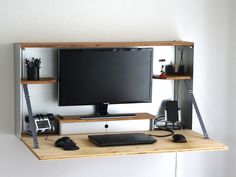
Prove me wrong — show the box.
[16,41,194,48]
[153,75,192,80]
[21,78,57,84]
[21,130,228,160]
[58,113,155,123]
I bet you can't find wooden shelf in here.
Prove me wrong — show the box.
[21,130,228,160]
[17,41,194,48]
[58,113,155,123]
[21,78,57,84]
[153,75,192,80]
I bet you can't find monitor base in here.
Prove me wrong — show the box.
[80,113,137,120]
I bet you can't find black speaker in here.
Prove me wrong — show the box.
[165,65,175,75]
[166,101,179,123]
[165,65,185,75]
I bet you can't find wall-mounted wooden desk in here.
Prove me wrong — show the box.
[16,41,228,160]
[21,130,228,160]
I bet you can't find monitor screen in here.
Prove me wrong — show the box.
[58,48,153,107]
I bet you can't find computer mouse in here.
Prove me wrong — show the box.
[55,137,70,147]
[172,134,187,143]
[55,137,79,150]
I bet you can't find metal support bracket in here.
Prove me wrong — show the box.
[150,119,155,131]
[22,84,39,148]
[184,80,209,139]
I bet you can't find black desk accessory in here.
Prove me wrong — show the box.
[151,127,174,137]
[25,58,41,80]
[172,134,187,143]
[166,101,179,123]
[55,137,79,150]
[88,133,157,147]
[25,113,58,135]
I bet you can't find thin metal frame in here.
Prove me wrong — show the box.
[184,80,209,139]
[22,84,39,148]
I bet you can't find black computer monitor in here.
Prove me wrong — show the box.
[58,48,153,117]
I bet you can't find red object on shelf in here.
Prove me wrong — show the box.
[159,73,167,78]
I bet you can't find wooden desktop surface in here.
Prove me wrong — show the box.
[21,130,228,160]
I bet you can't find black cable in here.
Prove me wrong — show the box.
[150,116,184,137]
[149,127,174,137]
[44,134,55,142]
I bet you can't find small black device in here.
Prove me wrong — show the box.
[25,113,58,134]
[172,134,187,143]
[165,65,175,75]
[166,101,179,123]
[88,133,157,147]
[165,65,185,75]
[55,137,79,150]
[35,118,51,131]
[162,101,184,130]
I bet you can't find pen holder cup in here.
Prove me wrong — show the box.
[27,66,40,80]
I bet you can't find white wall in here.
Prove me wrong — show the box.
[227,0,236,176]
[0,0,233,177]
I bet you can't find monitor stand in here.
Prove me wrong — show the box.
[80,103,136,119]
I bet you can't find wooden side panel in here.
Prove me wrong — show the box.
[14,44,22,138]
